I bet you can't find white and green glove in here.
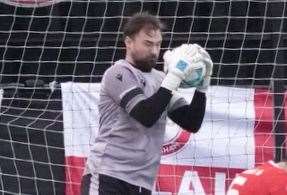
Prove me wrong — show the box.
[194,44,213,93]
[161,44,203,91]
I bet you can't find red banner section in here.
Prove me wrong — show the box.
[156,164,243,195]
[65,157,86,195]
[254,89,274,166]
[64,156,244,195]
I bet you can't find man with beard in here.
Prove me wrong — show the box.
[81,12,213,195]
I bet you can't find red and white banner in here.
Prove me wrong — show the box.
[61,83,274,195]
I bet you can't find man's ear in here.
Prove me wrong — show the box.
[125,36,132,48]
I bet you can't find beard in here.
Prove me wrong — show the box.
[132,54,158,72]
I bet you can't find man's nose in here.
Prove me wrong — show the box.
[150,46,159,56]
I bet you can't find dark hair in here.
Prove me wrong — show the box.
[123,12,164,39]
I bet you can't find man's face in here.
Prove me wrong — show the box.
[125,28,162,71]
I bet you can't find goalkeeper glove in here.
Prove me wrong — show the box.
[194,44,213,93]
[161,44,202,91]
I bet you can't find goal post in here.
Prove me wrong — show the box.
[0,1,286,194]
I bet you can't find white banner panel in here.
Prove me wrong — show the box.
[161,86,255,169]
[62,83,255,169]
[62,82,100,157]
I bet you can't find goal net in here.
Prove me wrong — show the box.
[0,0,286,195]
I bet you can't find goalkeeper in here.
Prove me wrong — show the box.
[81,12,213,195]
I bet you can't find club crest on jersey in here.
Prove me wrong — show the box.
[140,78,145,87]
[162,120,191,155]
[136,75,146,87]
[0,0,68,7]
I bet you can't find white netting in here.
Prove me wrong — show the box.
[0,1,286,195]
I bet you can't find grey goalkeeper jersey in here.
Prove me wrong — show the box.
[86,60,188,190]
